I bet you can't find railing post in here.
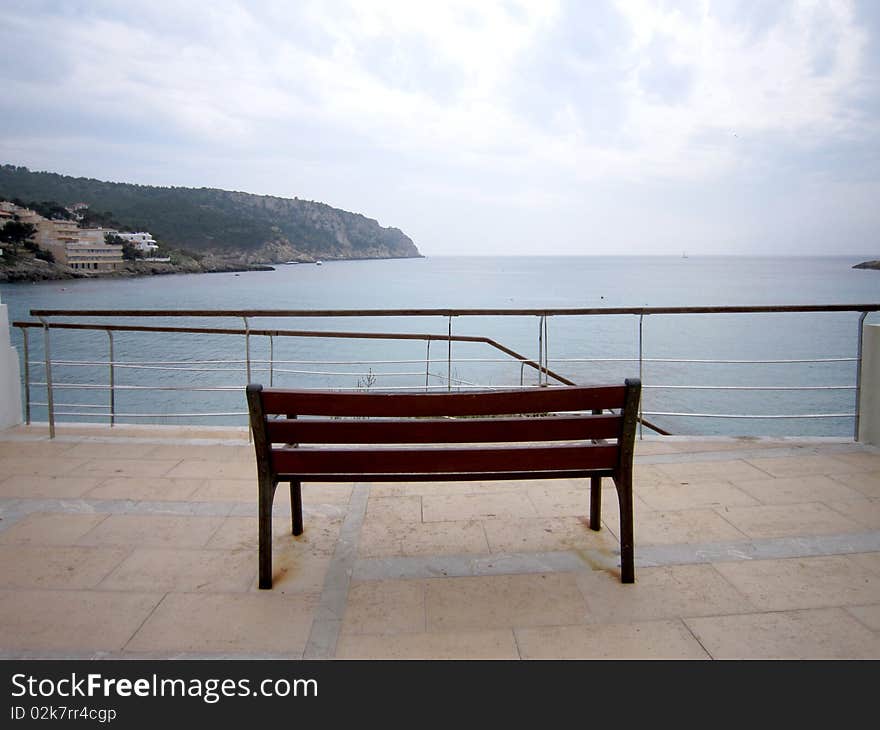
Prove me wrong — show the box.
[447,316,452,391]
[425,339,431,391]
[21,327,30,425]
[108,330,115,427]
[0,292,22,430]
[243,317,252,384]
[39,318,55,439]
[638,313,644,440]
[269,335,274,387]
[854,312,868,440]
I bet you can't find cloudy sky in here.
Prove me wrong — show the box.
[2,0,879,256]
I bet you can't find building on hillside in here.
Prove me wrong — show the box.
[38,221,123,271]
[115,231,160,254]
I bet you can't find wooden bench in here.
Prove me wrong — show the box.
[246,380,641,589]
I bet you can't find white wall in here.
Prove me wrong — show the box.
[859,323,880,446]
[0,291,22,429]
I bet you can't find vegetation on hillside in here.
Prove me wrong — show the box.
[0,164,421,261]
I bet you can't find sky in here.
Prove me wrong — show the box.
[1,0,879,257]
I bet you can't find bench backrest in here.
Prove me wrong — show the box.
[247,381,641,480]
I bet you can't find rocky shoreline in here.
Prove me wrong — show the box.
[853,260,880,270]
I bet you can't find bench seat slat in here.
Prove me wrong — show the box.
[266,414,622,444]
[270,443,619,476]
[261,386,626,417]
[271,469,614,482]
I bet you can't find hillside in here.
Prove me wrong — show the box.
[0,164,421,262]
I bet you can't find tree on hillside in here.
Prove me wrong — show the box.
[0,220,37,258]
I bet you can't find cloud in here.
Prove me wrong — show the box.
[0,0,877,255]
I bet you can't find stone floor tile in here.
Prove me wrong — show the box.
[341,579,426,635]
[188,479,254,503]
[820,451,880,472]
[0,441,76,459]
[422,491,538,522]
[0,589,163,652]
[146,444,254,462]
[336,629,520,659]
[743,455,867,478]
[164,459,256,480]
[685,608,880,659]
[63,442,162,461]
[515,620,710,659]
[358,520,489,558]
[301,483,354,505]
[482,516,619,555]
[847,551,880,576]
[713,555,880,611]
[381,481,535,497]
[636,481,760,511]
[125,592,320,655]
[0,474,105,499]
[206,515,342,554]
[652,460,773,483]
[85,477,205,502]
[717,502,863,539]
[525,483,646,518]
[845,604,880,632]
[0,544,130,589]
[77,514,226,548]
[825,499,880,529]
[425,573,587,632]
[733,475,866,504]
[70,459,182,478]
[828,471,880,498]
[635,509,748,545]
[365,495,422,523]
[263,552,331,594]
[576,564,756,623]
[0,512,109,545]
[0,456,88,478]
[100,547,256,592]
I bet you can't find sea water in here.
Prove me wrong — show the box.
[1,255,878,436]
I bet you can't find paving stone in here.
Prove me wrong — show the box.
[0,589,162,652]
[686,607,880,659]
[717,502,863,539]
[77,514,226,548]
[100,547,256,592]
[335,629,520,659]
[636,480,760,511]
[515,620,710,659]
[341,579,426,635]
[0,512,108,545]
[0,544,130,589]
[733,475,866,504]
[425,573,588,632]
[422,491,538,522]
[125,592,320,655]
[713,555,880,611]
[576,564,756,623]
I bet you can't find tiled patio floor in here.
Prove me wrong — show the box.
[1,423,879,659]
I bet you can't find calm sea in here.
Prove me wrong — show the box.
[1,255,878,437]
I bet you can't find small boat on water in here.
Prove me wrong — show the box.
[315,260,323,266]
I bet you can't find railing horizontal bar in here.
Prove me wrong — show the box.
[45,411,248,418]
[555,357,858,364]
[643,385,856,391]
[27,304,880,318]
[32,402,110,409]
[31,383,246,392]
[643,411,855,419]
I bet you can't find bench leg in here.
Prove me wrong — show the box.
[589,475,602,530]
[258,478,276,589]
[615,475,635,583]
[290,480,303,536]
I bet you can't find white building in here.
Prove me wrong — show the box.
[115,232,160,254]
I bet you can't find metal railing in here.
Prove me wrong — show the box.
[13,304,879,439]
